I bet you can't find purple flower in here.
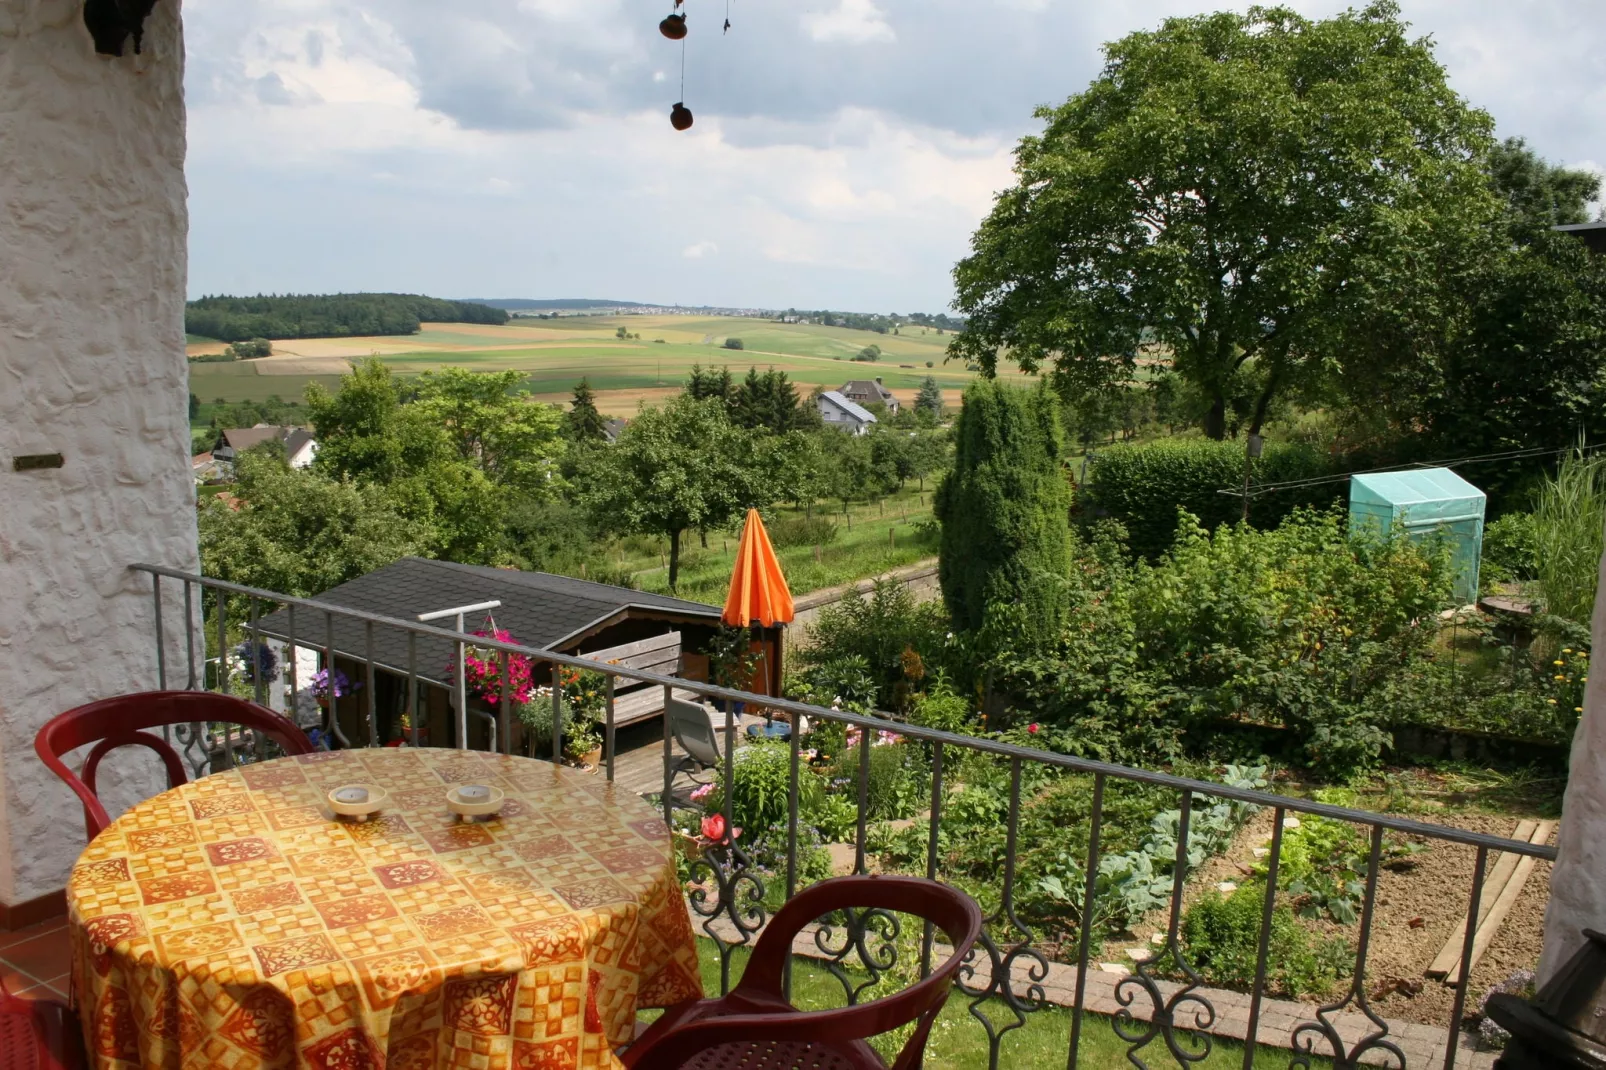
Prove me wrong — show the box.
[311,668,358,699]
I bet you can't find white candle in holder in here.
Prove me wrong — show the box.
[457,785,491,802]
[333,787,369,804]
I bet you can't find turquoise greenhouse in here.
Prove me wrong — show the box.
[1348,467,1486,603]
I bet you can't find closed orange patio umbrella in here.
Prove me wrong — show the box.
[722,509,794,627]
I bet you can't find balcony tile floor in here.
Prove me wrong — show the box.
[0,919,71,1001]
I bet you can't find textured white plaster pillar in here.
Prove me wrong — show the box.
[1540,541,1606,982]
[0,0,193,904]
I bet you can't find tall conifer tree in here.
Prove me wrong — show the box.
[935,381,1072,647]
[564,378,608,443]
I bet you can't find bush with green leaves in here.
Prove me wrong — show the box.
[768,513,840,549]
[1482,512,1540,584]
[794,580,949,712]
[705,742,819,840]
[993,508,1455,778]
[908,680,971,735]
[1182,886,1350,998]
[1082,438,1339,558]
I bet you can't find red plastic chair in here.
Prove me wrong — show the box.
[0,975,87,1070]
[35,691,315,840]
[623,875,983,1070]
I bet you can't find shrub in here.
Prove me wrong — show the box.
[1182,886,1348,998]
[1483,512,1540,583]
[936,380,1073,649]
[909,682,970,734]
[1083,438,1338,558]
[769,514,839,549]
[794,580,948,711]
[723,338,744,350]
[706,742,817,839]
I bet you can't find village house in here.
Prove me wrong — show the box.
[837,377,899,414]
[816,389,878,434]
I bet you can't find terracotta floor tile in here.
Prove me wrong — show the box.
[0,920,65,952]
[10,978,69,1002]
[0,926,72,986]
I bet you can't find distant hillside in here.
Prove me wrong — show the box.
[186,293,508,342]
[461,298,655,311]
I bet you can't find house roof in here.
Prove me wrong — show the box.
[820,391,876,424]
[283,428,316,456]
[219,426,315,453]
[253,557,721,685]
[192,452,213,466]
[839,379,895,403]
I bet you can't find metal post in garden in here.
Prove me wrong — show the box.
[417,600,501,751]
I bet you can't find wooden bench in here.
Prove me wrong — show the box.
[577,632,704,727]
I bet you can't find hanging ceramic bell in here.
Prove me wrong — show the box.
[670,103,694,131]
[660,13,687,39]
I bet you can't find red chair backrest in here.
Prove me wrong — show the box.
[0,976,86,1070]
[35,691,315,841]
[638,875,983,1069]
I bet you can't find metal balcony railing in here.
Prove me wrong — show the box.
[130,563,1556,1070]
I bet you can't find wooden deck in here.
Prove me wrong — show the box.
[606,710,769,800]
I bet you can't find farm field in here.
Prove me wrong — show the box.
[188,315,1029,416]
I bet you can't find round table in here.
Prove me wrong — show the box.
[66,747,703,1069]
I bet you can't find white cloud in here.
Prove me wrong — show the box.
[803,0,895,45]
[182,0,1606,310]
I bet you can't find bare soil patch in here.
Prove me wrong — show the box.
[1137,807,1549,1028]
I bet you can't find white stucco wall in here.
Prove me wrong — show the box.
[1540,542,1606,982]
[0,0,193,905]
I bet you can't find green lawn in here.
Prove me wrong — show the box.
[655,939,1331,1069]
[618,482,942,603]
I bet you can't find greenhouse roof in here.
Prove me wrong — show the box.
[1350,467,1484,508]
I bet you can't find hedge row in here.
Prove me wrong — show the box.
[1082,438,1341,557]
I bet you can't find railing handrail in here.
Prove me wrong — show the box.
[130,562,1558,860]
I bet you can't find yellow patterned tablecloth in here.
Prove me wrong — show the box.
[66,747,703,1070]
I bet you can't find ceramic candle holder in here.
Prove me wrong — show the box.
[327,784,388,821]
[446,784,505,821]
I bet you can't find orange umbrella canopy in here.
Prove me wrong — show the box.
[722,509,795,626]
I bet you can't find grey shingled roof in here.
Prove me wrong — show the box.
[253,557,720,685]
[820,390,876,424]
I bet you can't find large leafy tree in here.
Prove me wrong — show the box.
[1329,141,1606,503]
[577,395,768,591]
[304,359,524,565]
[1487,137,1602,242]
[200,452,430,597]
[411,368,564,493]
[935,381,1073,647]
[950,3,1496,439]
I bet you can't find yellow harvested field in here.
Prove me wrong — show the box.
[187,315,1023,415]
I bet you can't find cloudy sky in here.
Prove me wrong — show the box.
[184,0,1604,312]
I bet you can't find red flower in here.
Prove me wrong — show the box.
[1027,723,1040,735]
[700,814,741,844]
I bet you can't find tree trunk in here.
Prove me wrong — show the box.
[668,528,682,592]
[699,528,708,549]
[1204,396,1228,440]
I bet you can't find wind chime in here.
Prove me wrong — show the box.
[659,0,733,131]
